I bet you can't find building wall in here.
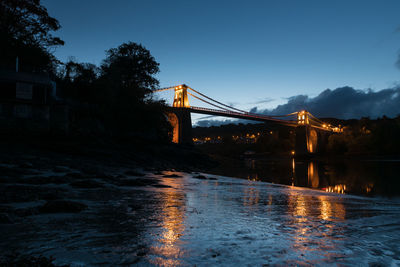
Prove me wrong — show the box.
[0,71,68,134]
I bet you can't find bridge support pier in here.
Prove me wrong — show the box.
[317,131,330,154]
[295,126,333,156]
[295,125,318,156]
[166,108,192,144]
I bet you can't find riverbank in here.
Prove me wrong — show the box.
[0,135,216,265]
[0,133,217,170]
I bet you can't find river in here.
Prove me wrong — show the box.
[206,156,400,198]
[1,168,399,266]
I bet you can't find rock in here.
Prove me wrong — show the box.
[125,170,146,176]
[41,192,62,201]
[0,177,14,184]
[19,162,33,169]
[53,166,70,173]
[117,178,154,187]
[136,251,146,257]
[21,176,69,185]
[38,200,87,213]
[162,174,181,178]
[70,180,104,189]
[193,175,217,180]
[14,208,38,217]
[80,167,101,175]
[0,213,13,224]
[152,184,172,188]
[0,253,57,266]
[0,165,32,177]
[64,172,85,179]
[0,184,41,203]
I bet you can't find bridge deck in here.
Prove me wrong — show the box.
[168,106,298,127]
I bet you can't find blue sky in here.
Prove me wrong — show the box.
[43,0,400,122]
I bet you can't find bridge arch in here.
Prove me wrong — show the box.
[166,112,179,143]
[165,108,192,144]
[307,128,318,153]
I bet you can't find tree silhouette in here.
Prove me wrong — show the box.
[0,0,64,72]
[97,42,165,137]
[58,61,99,102]
[100,42,159,103]
[56,42,170,140]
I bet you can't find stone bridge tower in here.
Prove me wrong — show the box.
[167,85,193,144]
[295,110,330,155]
[173,84,190,108]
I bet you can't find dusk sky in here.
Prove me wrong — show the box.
[43,0,400,124]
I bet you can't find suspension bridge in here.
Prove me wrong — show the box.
[153,84,342,154]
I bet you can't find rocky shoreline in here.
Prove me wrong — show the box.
[0,136,215,265]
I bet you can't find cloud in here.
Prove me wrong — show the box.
[251,97,274,105]
[249,107,258,113]
[261,86,400,119]
[195,86,400,126]
[227,102,239,107]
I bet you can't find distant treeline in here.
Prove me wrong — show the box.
[327,116,400,155]
[193,123,294,156]
[193,115,400,156]
[0,0,170,142]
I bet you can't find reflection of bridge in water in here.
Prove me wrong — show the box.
[154,84,342,155]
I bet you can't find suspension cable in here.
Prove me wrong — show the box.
[187,92,235,112]
[262,111,299,118]
[188,87,248,113]
[308,113,326,124]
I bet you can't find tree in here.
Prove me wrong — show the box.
[57,61,100,102]
[96,42,169,138]
[100,42,159,103]
[55,42,170,141]
[0,0,64,72]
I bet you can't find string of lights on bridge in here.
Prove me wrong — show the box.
[153,84,342,133]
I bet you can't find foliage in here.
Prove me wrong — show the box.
[57,43,170,141]
[194,123,294,157]
[327,115,400,155]
[255,133,292,153]
[101,42,159,101]
[57,61,100,102]
[195,116,400,156]
[0,0,64,73]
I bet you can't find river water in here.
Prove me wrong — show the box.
[141,173,400,266]
[1,164,400,266]
[208,157,400,198]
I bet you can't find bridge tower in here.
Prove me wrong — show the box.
[167,84,192,144]
[173,84,190,108]
[295,110,318,155]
